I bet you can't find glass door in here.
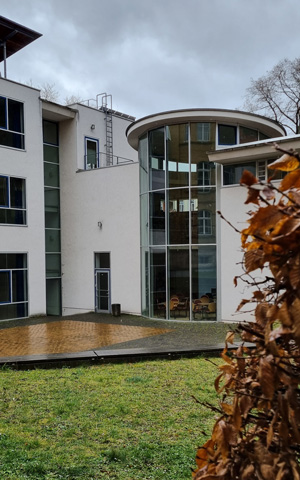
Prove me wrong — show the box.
[95,269,110,313]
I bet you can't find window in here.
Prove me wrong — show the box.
[0,97,24,149]
[0,253,28,320]
[0,175,26,224]
[85,137,99,169]
[223,162,256,185]
[240,126,258,144]
[197,123,210,142]
[218,124,237,146]
[198,210,212,235]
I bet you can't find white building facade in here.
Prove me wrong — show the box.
[2,15,299,324]
[0,77,140,321]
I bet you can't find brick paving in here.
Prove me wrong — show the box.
[0,312,238,367]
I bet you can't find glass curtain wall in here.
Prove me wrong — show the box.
[140,122,217,321]
[43,120,62,315]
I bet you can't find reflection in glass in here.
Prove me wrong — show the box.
[223,163,256,185]
[141,248,149,317]
[139,134,148,194]
[191,123,216,186]
[150,249,166,318]
[191,188,216,244]
[168,189,189,244]
[240,126,258,144]
[192,246,216,320]
[140,193,149,247]
[150,191,165,245]
[168,248,189,319]
[149,128,165,190]
[167,124,188,188]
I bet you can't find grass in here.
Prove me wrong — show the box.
[0,356,221,480]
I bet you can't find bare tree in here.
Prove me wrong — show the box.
[40,82,59,103]
[64,94,83,105]
[244,58,300,134]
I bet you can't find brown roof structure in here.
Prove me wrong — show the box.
[0,16,42,76]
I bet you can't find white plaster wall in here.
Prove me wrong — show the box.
[0,79,46,317]
[59,112,140,316]
[219,185,262,322]
[70,104,136,170]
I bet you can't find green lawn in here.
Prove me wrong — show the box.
[0,357,220,480]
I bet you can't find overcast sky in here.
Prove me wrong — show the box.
[2,0,300,119]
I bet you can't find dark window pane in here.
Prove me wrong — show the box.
[86,139,98,169]
[168,248,189,316]
[8,99,24,133]
[43,120,59,145]
[0,209,26,225]
[46,278,61,316]
[0,97,6,128]
[150,248,166,318]
[46,254,61,277]
[0,176,8,206]
[12,270,28,302]
[0,302,27,320]
[0,271,10,303]
[150,191,165,245]
[44,144,59,163]
[167,124,189,188]
[223,163,256,185]
[45,229,61,252]
[44,163,59,187]
[218,125,237,145]
[10,177,25,208]
[0,130,24,149]
[168,189,189,244]
[149,128,165,190]
[240,126,258,144]
[45,188,60,228]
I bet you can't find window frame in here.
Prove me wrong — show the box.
[198,209,212,236]
[85,137,99,170]
[0,175,26,225]
[0,96,25,150]
[0,253,28,320]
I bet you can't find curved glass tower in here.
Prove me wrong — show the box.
[127,109,286,321]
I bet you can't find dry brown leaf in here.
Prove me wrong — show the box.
[290,298,300,341]
[278,301,292,326]
[269,154,300,171]
[279,169,300,191]
[225,331,235,344]
[259,356,275,400]
[244,249,265,273]
[221,402,234,416]
[240,169,258,186]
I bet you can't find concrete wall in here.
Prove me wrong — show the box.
[0,79,46,316]
[218,184,260,322]
[59,109,141,316]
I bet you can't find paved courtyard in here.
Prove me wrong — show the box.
[0,312,238,367]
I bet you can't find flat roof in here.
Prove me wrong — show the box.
[126,108,286,150]
[0,16,42,62]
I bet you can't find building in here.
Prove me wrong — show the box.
[1,15,299,324]
[0,16,140,322]
[126,110,288,322]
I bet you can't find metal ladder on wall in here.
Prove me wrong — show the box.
[97,93,113,166]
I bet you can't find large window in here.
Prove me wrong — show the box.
[43,120,61,315]
[0,97,24,149]
[141,123,217,321]
[0,253,28,320]
[0,175,26,225]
